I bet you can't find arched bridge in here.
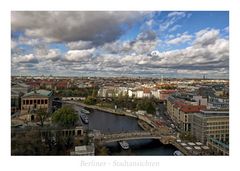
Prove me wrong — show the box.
[99,131,175,144]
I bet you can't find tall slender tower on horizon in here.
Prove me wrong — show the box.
[203,75,206,80]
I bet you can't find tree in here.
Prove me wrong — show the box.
[36,108,48,127]
[91,89,98,98]
[84,96,97,105]
[52,106,78,128]
[94,140,109,155]
[136,98,156,114]
[146,102,155,114]
[11,130,49,155]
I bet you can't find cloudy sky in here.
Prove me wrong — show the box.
[11,11,229,78]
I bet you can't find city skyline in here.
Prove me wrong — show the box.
[11,11,229,78]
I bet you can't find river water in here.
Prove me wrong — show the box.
[74,105,177,155]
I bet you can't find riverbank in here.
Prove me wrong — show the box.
[63,100,158,124]
[137,120,154,132]
[64,100,196,155]
[64,100,172,135]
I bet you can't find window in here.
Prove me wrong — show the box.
[77,130,81,135]
[30,100,33,105]
[26,100,29,105]
[34,100,36,104]
[31,115,34,121]
[23,100,25,105]
[45,99,48,104]
[41,99,44,104]
[37,99,40,104]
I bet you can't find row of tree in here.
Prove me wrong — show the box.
[56,87,98,97]
[11,130,76,155]
[33,105,79,128]
[12,106,81,155]
[83,93,157,114]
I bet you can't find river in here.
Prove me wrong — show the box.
[74,104,177,155]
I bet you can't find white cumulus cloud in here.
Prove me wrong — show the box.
[64,48,95,62]
[167,33,192,45]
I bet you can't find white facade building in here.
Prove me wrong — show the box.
[151,90,160,99]
[193,96,208,106]
[136,90,144,98]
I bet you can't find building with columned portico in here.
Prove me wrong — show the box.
[20,89,53,121]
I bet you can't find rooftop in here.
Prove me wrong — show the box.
[180,105,206,113]
[193,110,229,118]
[200,110,229,116]
[23,89,53,98]
[11,82,29,88]
[71,145,95,155]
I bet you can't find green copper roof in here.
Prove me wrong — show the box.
[23,89,53,97]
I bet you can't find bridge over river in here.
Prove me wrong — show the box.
[98,131,176,144]
[97,131,208,155]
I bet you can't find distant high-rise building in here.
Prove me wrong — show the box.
[203,75,206,80]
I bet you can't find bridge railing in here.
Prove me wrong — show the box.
[100,131,167,141]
